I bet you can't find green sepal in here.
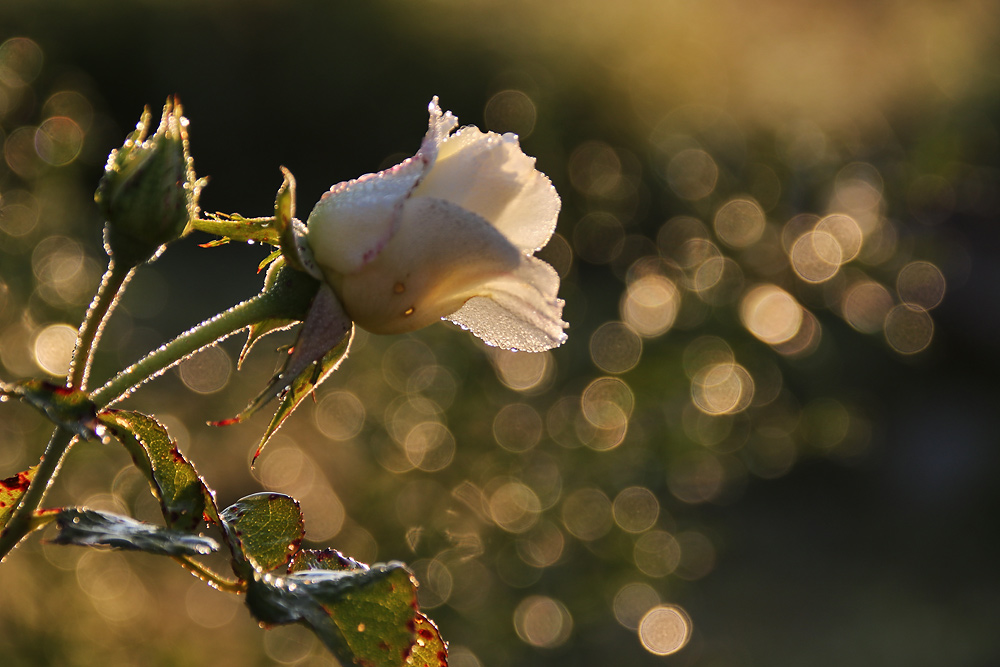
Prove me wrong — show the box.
[251,322,353,463]
[214,282,353,464]
[193,212,281,246]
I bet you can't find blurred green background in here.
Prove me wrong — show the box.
[2,1,999,665]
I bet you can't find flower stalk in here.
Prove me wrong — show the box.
[69,259,135,391]
[0,428,74,561]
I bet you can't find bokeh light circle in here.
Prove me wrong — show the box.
[740,284,803,345]
[33,323,77,376]
[638,604,692,656]
[484,89,537,137]
[691,362,754,415]
[790,230,842,283]
[714,198,765,248]
[513,596,573,648]
[667,148,718,200]
[589,321,642,373]
[897,261,946,310]
[884,304,934,354]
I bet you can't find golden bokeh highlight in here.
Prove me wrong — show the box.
[842,280,894,334]
[447,646,483,667]
[580,377,633,450]
[589,321,642,374]
[75,550,148,623]
[612,486,660,533]
[633,530,681,577]
[693,256,744,305]
[691,362,754,415]
[489,480,542,533]
[493,402,543,453]
[781,213,820,254]
[34,116,84,166]
[815,214,863,263]
[404,421,456,472]
[714,198,765,248]
[33,323,77,376]
[253,440,317,493]
[410,558,454,609]
[516,520,565,568]
[666,148,718,200]
[491,348,553,392]
[771,309,822,358]
[382,339,436,392]
[0,38,44,89]
[314,390,366,441]
[620,273,681,337]
[5,125,44,178]
[740,284,803,346]
[613,582,660,631]
[177,345,232,394]
[638,604,692,656]
[262,624,317,664]
[884,304,934,354]
[32,235,95,307]
[513,596,573,649]
[790,230,842,283]
[681,335,734,378]
[896,261,946,310]
[0,189,39,237]
[484,89,537,137]
[43,90,95,133]
[561,487,613,541]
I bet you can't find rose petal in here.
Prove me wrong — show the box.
[306,155,426,275]
[334,197,522,335]
[446,256,568,351]
[305,98,457,276]
[416,127,559,252]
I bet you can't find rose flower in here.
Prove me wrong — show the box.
[305,97,567,351]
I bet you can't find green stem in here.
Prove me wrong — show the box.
[69,259,135,391]
[173,555,246,593]
[190,215,280,246]
[0,428,74,562]
[90,291,278,408]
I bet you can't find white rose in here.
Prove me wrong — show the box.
[305,97,567,352]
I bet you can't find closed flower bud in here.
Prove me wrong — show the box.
[306,97,567,352]
[96,97,202,266]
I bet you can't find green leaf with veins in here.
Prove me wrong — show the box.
[49,508,218,556]
[0,465,38,530]
[406,612,449,667]
[0,380,105,441]
[99,410,218,528]
[246,562,430,667]
[289,547,368,573]
[221,492,304,576]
